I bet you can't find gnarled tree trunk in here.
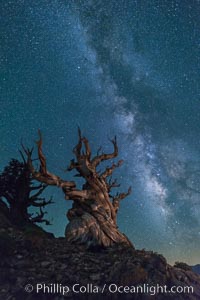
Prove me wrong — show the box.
[25,129,133,248]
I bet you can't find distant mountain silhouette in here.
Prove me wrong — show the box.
[192,264,200,275]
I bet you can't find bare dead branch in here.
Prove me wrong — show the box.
[30,184,46,191]
[101,160,124,180]
[19,149,26,164]
[29,185,47,201]
[91,136,118,168]
[81,137,91,160]
[73,127,82,158]
[36,129,47,174]
[23,131,76,190]
[30,207,52,225]
[67,159,79,171]
[112,186,132,213]
[31,197,54,207]
[107,177,121,192]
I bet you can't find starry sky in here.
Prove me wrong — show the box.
[1,0,200,265]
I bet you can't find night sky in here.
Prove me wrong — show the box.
[1,0,200,265]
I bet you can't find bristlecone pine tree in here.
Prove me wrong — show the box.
[25,129,133,248]
[0,154,53,226]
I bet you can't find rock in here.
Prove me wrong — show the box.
[0,224,200,300]
[90,273,101,281]
[40,261,51,268]
[56,274,63,281]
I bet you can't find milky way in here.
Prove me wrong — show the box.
[1,0,200,264]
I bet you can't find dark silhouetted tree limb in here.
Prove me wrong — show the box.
[0,151,53,226]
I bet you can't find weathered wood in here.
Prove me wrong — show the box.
[26,130,133,248]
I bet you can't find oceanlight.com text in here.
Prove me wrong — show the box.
[24,283,194,296]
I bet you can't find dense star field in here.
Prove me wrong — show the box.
[1,0,200,265]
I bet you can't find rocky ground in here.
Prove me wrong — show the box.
[0,215,200,300]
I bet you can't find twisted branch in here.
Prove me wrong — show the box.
[111,186,132,214]
[101,160,124,180]
[23,131,75,190]
[91,136,118,168]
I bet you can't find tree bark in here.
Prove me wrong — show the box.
[26,130,134,248]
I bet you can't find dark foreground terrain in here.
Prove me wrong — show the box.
[0,213,200,300]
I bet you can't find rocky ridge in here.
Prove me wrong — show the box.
[0,217,200,300]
